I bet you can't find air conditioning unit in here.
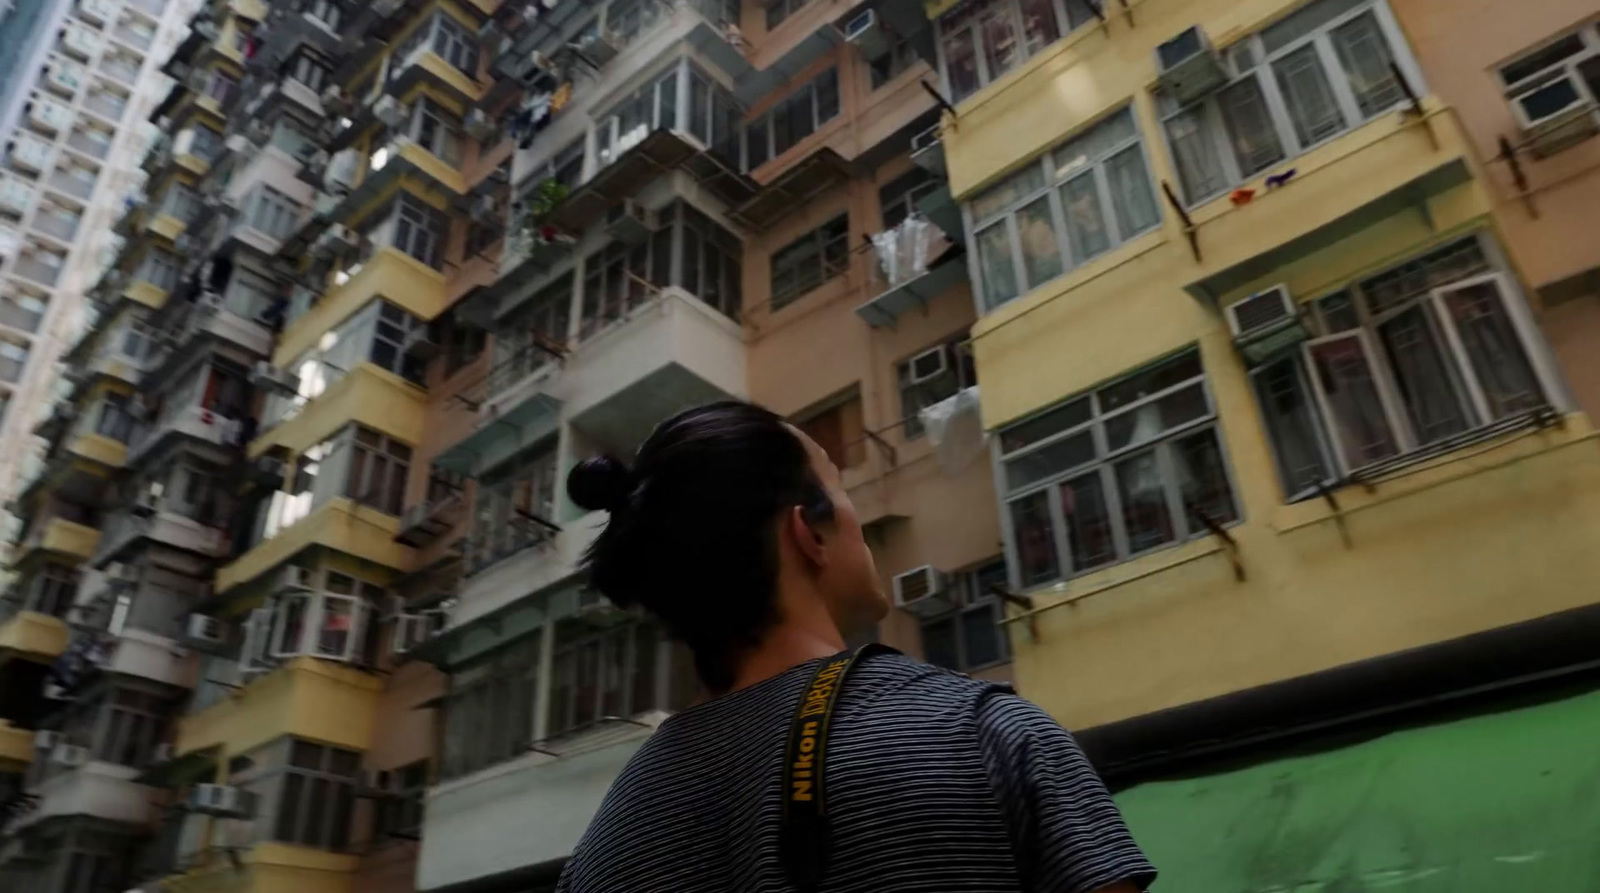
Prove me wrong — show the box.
[151,742,175,764]
[603,200,655,246]
[470,193,499,224]
[907,345,948,385]
[514,52,558,92]
[276,564,316,593]
[302,148,330,179]
[52,743,91,767]
[464,108,499,142]
[311,223,359,258]
[324,148,361,194]
[910,124,945,177]
[188,783,256,818]
[1155,26,1228,104]
[892,565,954,618]
[402,325,440,362]
[224,133,251,155]
[33,730,62,751]
[184,613,228,649]
[131,491,159,518]
[842,8,891,60]
[1511,74,1599,158]
[107,561,138,584]
[372,95,406,128]
[320,84,351,116]
[249,360,301,395]
[1224,283,1307,365]
[245,120,272,147]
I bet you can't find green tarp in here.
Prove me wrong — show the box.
[1115,688,1600,892]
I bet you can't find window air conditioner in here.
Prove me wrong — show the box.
[184,613,228,649]
[372,95,407,128]
[51,743,90,767]
[842,9,890,61]
[249,360,301,395]
[303,149,330,179]
[907,345,949,385]
[33,730,62,751]
[131,490,159,518]
[320,84,351,115]
[464,108,499,142]
[277,565,316,592]
[223,133,251,156]
[188,783,256,818]
[1155,26,1228,104]
[1511,73,1599,158]
[324,148,361,194]
[1224,284,1307,365]
[604,200,655,246]
[892,565,954,618]
[311,223,359,258]
[910,124,945,177]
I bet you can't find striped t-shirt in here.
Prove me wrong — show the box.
[556,652,1156,892]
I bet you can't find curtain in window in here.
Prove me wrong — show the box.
[1376,306,1470,445]
[1014,197,1063,285]
[1164,106,1226,203]
[1252,357,1332,492]
[1115,451,1174,552]
[1330,12,1404,117]
[1217,78,1285,175]
[976,223,1018,308]
[1060,173,1109,260]
[979,2,1020,85]
[1437,279,1544,419]
[1104,145,1159,238]
[1059,472,1115,571]
[1018,0,1059,56]
[1009,492,1059,585]
[1307,335,1399,467]
[1273,45,1347,146]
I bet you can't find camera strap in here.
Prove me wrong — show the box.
[779,643,897,891]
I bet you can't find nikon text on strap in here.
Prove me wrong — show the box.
[779,643,896,891]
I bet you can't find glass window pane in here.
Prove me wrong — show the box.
[1004,430,1096,491]
[1307,336,1401,467]
[1098,350,1203,411]
[1104,382,1208,451]
[1173,429,1237,525]
[814,68,840,123]
[1115,450,1175,553]
[1330,12,1403,117]
[943,28,981,101]
[1437,280,1543,418]
[1060,173,1110,260]
[1015,197,1063,286]
[1217,77,1285,176]
[1018,0,1059,55]
[1273,45,1347,146]
[1000,396,1092,452]
[978,2,1020,85]
[1060,471,1116,570]
[1164,105,1227,204]
[574,640,601,728]
[920,617,959,670]
[1104,145,1160,238]
[960,604,1005,668]
[318,598,355,657]
[1009,491,1059,585]
[277,774,304,841]
[1377,305,1471,444]
[976,222,1019,309]
[303,777,329,846]
[1251,356,1333,494]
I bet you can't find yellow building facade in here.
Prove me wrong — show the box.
[932,0,1600,731]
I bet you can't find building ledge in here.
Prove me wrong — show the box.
[251,363,428,461]
[214,497,414,595]
[123,279,171,310]
[274,247,448,366]
[66,432,128,470]
[0,611,70,663]
[175,656,382,759]
[0,721,31,771]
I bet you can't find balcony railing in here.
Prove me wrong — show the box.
[13,255,62,285]
[81,93,126,122]
[65,129,111,160]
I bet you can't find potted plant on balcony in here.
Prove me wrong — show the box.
[510,178,575,264]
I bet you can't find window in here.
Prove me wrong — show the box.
[794,392,866,470]
[744,68,840,169]
[898,335,977,439]
[345,427,411,515]
[542,139,585,190]
[430,13,479,75]
[547,620,662,738]
[469,444,557,573]
[27,564,79,617]
[139,250,180,292]
[580,240,656,338]
[203,69,238,104]
[92,687,168,767]
[765,0,810,30]
[1159,0,1413,204]
[920,560,1011,672]
[270,571,384,663]
[390,194,446,267]
[605,0,664,44]
[274,740,359,850]
[597,68,681,167]
[372,761,428,840]
[161,183,199,222]
[248,185,301,240]
[1247,236,1551,497]
[97,392,134,442]
[442,315,486,376]
[938,0,1096,102]
[409,98,462,166]
[576,202,742,335]
[879,167,939,230]
[289,52,329,93]
[676,203,743,320]
[770,214,848,309]
[870,33,921,89]
[189,125,223,161]
[966,107,1159,310]
[308,0,341,30]
[369,301,427,383]
[998,348,1237,587]
[496,275,572,387]
[443,638,539,779]
[1497,23,1600,142]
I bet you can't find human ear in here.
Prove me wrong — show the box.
[787,505,828,569]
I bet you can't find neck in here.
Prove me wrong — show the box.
[724,620,844,694]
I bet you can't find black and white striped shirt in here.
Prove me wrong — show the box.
[557,653,1156,892]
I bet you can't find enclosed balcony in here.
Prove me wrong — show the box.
[125,361,251,466]
[15,511,101,568]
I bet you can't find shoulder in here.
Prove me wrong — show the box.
[837,652,1010,721]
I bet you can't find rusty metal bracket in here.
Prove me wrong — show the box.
[920,80,958,125]
[1315,479,1352,549]
[1161,181,1200,262]
[1189,505,1244,581]
[863,427,898,468]
[989,584,1039,643]
[1496,135,1540,219]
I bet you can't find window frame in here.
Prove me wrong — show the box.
[344,425,412,515]
[390,193,446,268]
[1495,21,1600,139]
[1156,0,1423,207]
[897,334,977,440]
[743,67,840,170]
[545,619,663,740]
[934,0,1096,103]
[769,213,849,310]
[269,739,361,851]
[995,347,1240,590]
[917,559,1012,673]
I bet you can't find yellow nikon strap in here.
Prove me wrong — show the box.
[779,643,897,891]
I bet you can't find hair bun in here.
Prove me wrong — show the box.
[567,455,635,513]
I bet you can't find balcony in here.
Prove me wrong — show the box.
[16,517,101,566]
[856,210,967,328]
[0,610,69,663]
[215,498,414,596]
[175,657,380,759]
[10,760,157,831]
[127,404,245,467]
[0,722,31,772]
[273,248,447,367]
[98,627,199,688]
[31,210,81,245]
[93,507,231,568]
[418,721,655,892]
[46,170,95,202]
[110,23,155,53]
[172,297,275,359]
[81,92,126,123]
[453,509,605,628]
[99,55,142,85]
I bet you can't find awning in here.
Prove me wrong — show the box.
[544,130,756,233]
[727,148,852,230]
[855,247,968,328]
[433,391,563,478]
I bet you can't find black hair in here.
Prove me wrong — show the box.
[567,401,834,692]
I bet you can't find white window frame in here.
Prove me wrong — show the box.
[962,106,1162,312]
[994,347,1240,590]
[1157,0,1424,206]
[409,97,462,167]
[917,559,1012,673]
[247,185,302,240]
[934,0,1098,103]
[267,571,382,663]
[1496,21,1600,136]
[769,213,850,310]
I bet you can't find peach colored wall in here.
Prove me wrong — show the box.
[1391,0,1600,416]
[353,661,445,893]
[741,40,1004,667]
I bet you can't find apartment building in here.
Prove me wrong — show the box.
[927,0,1600,885]
[0,0,202,561]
